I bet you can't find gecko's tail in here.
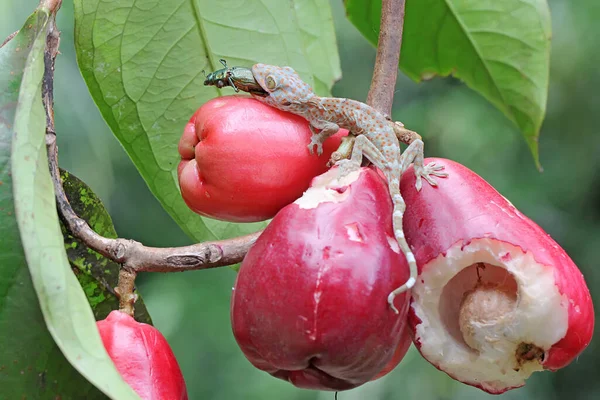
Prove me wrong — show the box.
[387,183,417,314]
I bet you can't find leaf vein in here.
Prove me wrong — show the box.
[120,0,188,66]
[443,0,513,120]
[469,29,536,51]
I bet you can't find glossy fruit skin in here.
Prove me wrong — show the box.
[97,311,188,400]
[178,95,347,222]
[372,323,412,380]
[401,158,594,373]
[231,167,410,391]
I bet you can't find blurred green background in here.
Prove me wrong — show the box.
[1,1,598,399]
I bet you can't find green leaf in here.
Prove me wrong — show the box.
[73,0,341,242]
[5,5,140,400]
[60,169,152,325]
[0,10,105,400]
[345,0,551,168]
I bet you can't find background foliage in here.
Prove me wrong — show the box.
[346,0,551,166]
[1,0,598,399]
[0,5,140,399]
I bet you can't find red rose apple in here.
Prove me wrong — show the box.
[97,310,188,400]
[231,166,411,391]
[178,96,347,222]
[400,158,594,394]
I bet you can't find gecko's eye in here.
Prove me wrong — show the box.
[265,75,277,90]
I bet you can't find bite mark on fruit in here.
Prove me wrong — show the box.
[311,261,333,341]
[403,158,594,393]
[296,168,360,209]
[345,223,363,243]
[412,239,568,391]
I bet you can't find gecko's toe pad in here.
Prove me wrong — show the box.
[415,162,448,190]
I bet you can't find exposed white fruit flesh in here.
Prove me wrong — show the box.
[295,167,360,209]
[412,239,567,393]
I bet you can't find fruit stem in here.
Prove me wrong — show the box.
[328,136,355,167]
[115,268,137,317]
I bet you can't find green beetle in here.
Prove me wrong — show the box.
[203,59,267,97]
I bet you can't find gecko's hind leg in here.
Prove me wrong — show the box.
[400,139,448,191]
[334,134,378,177]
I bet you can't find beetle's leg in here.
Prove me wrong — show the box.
[219,59,228,68]
[227,76,239,92]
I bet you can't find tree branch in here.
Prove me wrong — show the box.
[366,0,406,114]
[42,3,261,278]
[47,159,261,272]
[330,0,410,164]
[114,268,137,316]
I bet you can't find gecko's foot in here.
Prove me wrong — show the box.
[334,159,361,178]
[307,137,324,156]
[414,162,448,191]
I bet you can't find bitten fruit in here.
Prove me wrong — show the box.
[401,158,594,394]
[231,166,412,391]
[97,310,188,400]
[178,95,347,222]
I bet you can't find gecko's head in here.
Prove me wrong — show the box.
[251,64,315,110]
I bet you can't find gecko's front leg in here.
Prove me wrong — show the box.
[399,139,448,191]
[307,120,340,156]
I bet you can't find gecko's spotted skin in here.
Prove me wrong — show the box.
[252,64,397,154]
[250,63,447,312]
